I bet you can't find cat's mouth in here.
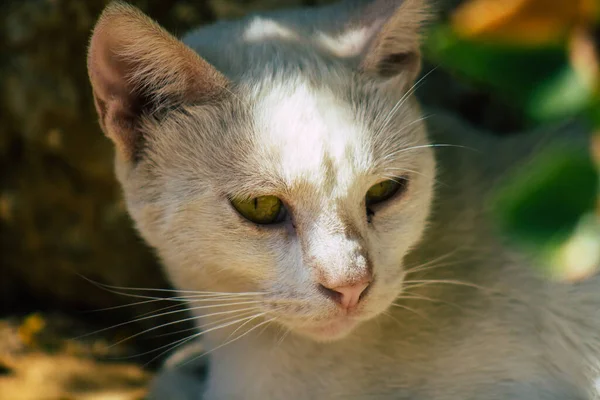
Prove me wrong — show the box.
[269,288,396,341]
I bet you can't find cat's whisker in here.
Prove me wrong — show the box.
[390,303,434,326]
[382,166,421,175]
[382,143,478,164]
[151,308,261,339]
[135,302,191,319]
[403,247,470,275]
[80,281,266,303]
[382,310,404,328]
[381,176,409,186]
[75,299,264,340]
[373,114,435,171]
[78,273,266,297]
[404,258,467,278]
[376,67,438,133]
[401,279,493,293]
[185,294,265,301]
[86,294,264,315]
[107,305,264,349]
[402,279,532,308]
[379,115,432,153]
[140,296,268,317]
[276,327,291,347]
[396,293,479,316]
[390,114,432,138]
[256,317,277,342]
[84,297,179,313]
[382,171,447,189]
[180,317,278,368]
[224,312,267,341]
[131,311,266,364]
[136,295,263,319]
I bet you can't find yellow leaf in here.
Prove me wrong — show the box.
[452,0,599,46]
[18,313,46,347]
[569,28,600,90]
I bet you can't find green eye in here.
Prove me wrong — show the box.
[231,195,287,225]
[365,178,407,207]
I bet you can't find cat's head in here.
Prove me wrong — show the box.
[87,0,435,341]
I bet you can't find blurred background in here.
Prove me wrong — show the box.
[0,0,598,398]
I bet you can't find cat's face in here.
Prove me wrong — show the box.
[88,0,434,341]
[130,76,434,341]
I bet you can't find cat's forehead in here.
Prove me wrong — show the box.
[252,80,371,192]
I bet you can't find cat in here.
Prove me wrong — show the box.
[87,0,600,398]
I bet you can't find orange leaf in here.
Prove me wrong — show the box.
[452,0,599,46]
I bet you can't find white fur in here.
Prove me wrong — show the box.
[244,17,298,42]
[256,80,366,187]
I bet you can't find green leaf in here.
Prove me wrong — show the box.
[492,146,598,258]
[527,65,595,121]
[424,25,595,124]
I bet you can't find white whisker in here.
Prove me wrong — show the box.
[402,279,492,293]
[224,312,267,341]
[78,273,265,298]
[181,317,278,367]
[377,67,438,133]
[403,247,467,275]
[108,306,263,349]
[383,310,404,328]
[276,327,291,347]
[77,300,263,340]
[390,303,434,325]
[397,293,478,316]
[141,312,266,365]
[98,294,262,318]
[385,143,479,166]
[151,308,261,339]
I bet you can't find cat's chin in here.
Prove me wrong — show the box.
[291,317,362,342]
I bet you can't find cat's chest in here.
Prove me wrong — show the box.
[201,318,574,400]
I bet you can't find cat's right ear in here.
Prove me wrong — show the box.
[87,2,229,161]
[320,0,431,88]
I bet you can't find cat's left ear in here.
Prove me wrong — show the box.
[327,0,431,86]
[87,2,229,162]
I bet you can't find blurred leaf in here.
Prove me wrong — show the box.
[492,144,598,259]
[425,26,569,118]
[527,64,594,121]
[426,0,600,282]
[18,313,46,347]
[553,212,600,281]
[452,0,599,46]
[425,26,599,123]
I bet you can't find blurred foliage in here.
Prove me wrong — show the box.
[426,0,600,280]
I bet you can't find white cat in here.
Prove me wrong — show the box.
[87,0,599,398]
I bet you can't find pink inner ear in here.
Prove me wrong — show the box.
[87,2,230,161]
[89,22,140,118]
[88,17,141,159]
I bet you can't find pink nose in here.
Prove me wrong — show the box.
[319,281,371,310]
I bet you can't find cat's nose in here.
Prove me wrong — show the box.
[319,280,371,310]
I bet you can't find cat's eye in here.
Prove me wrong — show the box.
[365,178,407,208]
[231,195,287,225]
